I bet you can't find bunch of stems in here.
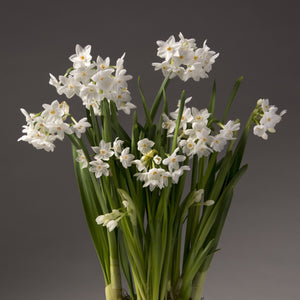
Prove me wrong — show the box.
[68,75,252,300]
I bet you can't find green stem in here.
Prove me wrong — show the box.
[192,270,207,300]
[108,232,123,300]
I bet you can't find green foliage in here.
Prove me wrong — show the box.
[68,75,252,300]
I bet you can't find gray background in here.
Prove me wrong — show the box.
[1,0,299,299]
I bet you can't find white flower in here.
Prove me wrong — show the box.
[220,120,240,140]
[182,63,207,81]
[114,68,133,89]
[120,147,135,168]
[162,113,176,135]
[194,142,213,158]
[95,209,123,231]
[199,40,219,73]
[70,65,96,85]
[261,99,271,112]
[156,35,180,61]
[89,159,110,178]
[132,159,146,172]
[96,55,110,71]
[49,73,60,89]
[116,53,126,71]
[122,201,129,208]
[195,126,213,145]
[20,108,34,123]
[92,140,114,161]
[137,138,155,155]
[171,165,190,184]
[254,99,286,139]
[170,106,193,130]
[253,124,268,140]
[57,76,81,99]
[72,117,91,138]
[113,137,124,157]
[172,47,194,66]
[107,220,118,232]
[260,107,283,132]
[76,149,88,168]
[47,119,73,140]
[162,147,186,172]
[185,122,210,141]
[180,138,196,156]
[191,107,210,125]
[210,134,227,152]
[92,69,114,91]
[142,168,170,191]
[178,32,197,49]
[69,44,92,68]
[41,100,65,122]
[192,189,204,203]
[115,100,136,115]
[80,83,101,106]
[30,138,56,152]
[153,155,162,165]
[152,61,175,78]
[153,34,218,81]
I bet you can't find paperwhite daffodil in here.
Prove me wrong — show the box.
[92,140,114,161]
[137,138,155,155]
[162,147,186,172]
[120,147,135,168]
[76,149,88,169]
[113,137,124,157]
[57,76,81,99]
[69,44,92,68]
[210,135,227,152]
[220,120,240,140]
[41,100,65,122]
[72,118,91,138]
[89,159,110,178]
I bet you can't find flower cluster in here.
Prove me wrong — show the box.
[85,136,190,191]
[152,33,219,81]
[253,99,286,140]
[133,138,190,190]
[163,97,240,157]
[18,100,90,152]
[50,45,136,115]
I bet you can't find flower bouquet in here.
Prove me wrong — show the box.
[18,33,286,300]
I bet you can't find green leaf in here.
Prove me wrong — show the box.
[150,76,170,121]
[138,76,152,128]
[101,99,112,142]
[230,125,250,176]
[71,145,110,284]
[222,76,243,123]
[89,105,101,144]
[131,111,139,157]
[110,101,131,144]
[208,80,216,115]
[118,231,135,299]
[171,90,186,152]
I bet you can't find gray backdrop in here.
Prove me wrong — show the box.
[2,0,299,299]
